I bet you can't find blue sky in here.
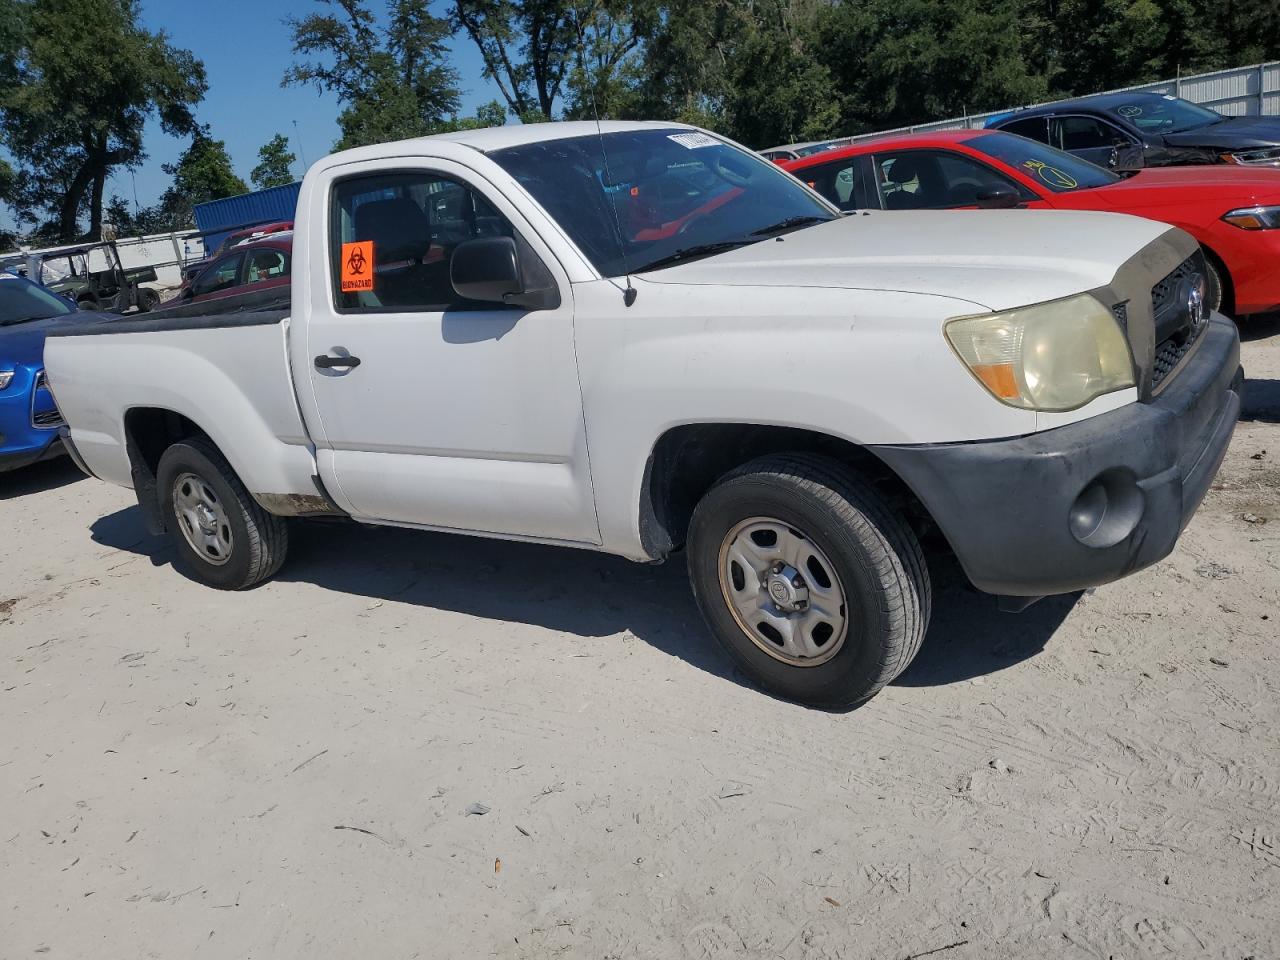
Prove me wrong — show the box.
[105,0,503,215]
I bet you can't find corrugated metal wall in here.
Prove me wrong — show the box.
[828,60,1280,146]
[192,181,302,252]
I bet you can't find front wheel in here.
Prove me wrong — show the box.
[687,454,930,709]
[156,438,288,589]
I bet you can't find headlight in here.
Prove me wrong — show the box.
[1221,205,1280,230]
[1220,147,1280,166]
[0,370,13,390]
[945,293,1135,412]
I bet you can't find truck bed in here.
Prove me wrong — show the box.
[44,291,317,509]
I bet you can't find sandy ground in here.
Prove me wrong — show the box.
[2,322,1278,960]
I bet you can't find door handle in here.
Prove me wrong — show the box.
[315,353,361,370]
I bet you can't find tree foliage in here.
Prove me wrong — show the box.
[251,133,298,189]
[0,0,206,241]
[284,0,461,149]
[156,126,246,228]
[452,0,655,122]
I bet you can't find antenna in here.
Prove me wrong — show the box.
[292,120,309,175]
[588,85,637,306]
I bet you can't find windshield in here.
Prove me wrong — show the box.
[963,132,1121,192]
[1111,96,1222,134]
[489,128,837,275]
[0,274,76,326]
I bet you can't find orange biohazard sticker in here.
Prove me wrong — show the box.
[340,241,374,292]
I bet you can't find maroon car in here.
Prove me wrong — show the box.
[179,234,292,305]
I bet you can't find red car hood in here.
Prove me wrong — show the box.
[1086,166,1280,210]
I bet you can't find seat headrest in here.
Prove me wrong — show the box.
[353,198,431,262]
[885,155,925,184]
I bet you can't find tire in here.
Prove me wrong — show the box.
[156,437,288,589]
[77,298,101,312]
[1203,255,1225,315]
[686,454,930,709]
[138,288,160,312]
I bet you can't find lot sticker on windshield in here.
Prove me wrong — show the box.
[1022,158,1078,189]
[668,132,719,149]
[340,241,374,292]
[1117,104,1144,117]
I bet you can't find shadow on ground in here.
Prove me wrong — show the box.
[1242,378,1280,424]
[91,506,1076,703]
[0,457,84,500]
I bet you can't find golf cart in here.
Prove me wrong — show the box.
[27,241,159,313]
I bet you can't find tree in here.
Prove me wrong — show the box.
[0,0,206,241]
[816,0,1048,135]
[284,0,461,149]
[625,1,838,146]
[251,134,298,189]
[452,0,654,122]
[157,126,247,228]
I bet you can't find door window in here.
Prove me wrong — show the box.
[1050,116,1130,151]
[874,151,1030,209]
[192,254,244,297]
[998,116,1049,143]
[797,159,861,211]
[330,171,516,312]
[246,248,289,282]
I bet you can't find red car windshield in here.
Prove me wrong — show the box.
[963,133,1121,193]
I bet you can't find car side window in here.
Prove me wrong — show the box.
[874,151,1027,209]
[246,249,289,283]
[999,117,1049,143]
[1050,116,1123,151]
[192,254,244,297]
[796,160,859,210]
[330,171,517,313]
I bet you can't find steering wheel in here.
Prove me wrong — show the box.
[712,153,754,188]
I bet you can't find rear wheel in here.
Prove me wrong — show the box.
[138,288,160,312]
[156,438,288,589]
[687,454,930,709]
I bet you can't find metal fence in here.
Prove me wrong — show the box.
[827,60,1279,146]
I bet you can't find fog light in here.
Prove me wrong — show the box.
[1068,469,1144,548]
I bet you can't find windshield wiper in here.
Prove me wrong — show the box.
[749,215,830,237]
[0,314,54,327]
[633,240,758,274]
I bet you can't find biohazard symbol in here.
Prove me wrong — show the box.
[340,241,374,292]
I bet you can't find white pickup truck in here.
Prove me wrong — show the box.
[46,121,1242,707]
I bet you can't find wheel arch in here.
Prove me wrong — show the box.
[122,407,215,534]
[638,422,942,561]
[1198,242,1234,315]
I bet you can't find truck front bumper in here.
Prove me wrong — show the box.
[872,315,1242,599]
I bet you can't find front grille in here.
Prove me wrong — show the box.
[32,409,63,428]
[1151,335,1196,389]
[1147,251,1209,391]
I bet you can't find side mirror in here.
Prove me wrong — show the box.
[975,186,1021,209]
[450,236,559,310]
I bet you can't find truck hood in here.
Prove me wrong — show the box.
[1163,116,1280,150]
[1085,165,1280,209]
[639,209,1172,311]
[0,311,117,366]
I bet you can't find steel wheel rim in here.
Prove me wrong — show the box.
[716,516,849,667]
[172,472,234,567]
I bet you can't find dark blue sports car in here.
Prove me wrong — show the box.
[988,92,1280,169]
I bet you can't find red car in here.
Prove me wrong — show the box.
[784,130,1280,316]
[178,234,292,305]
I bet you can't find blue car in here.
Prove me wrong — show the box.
[0,273,114,472]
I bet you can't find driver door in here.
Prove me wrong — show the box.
[297,161,600,545]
